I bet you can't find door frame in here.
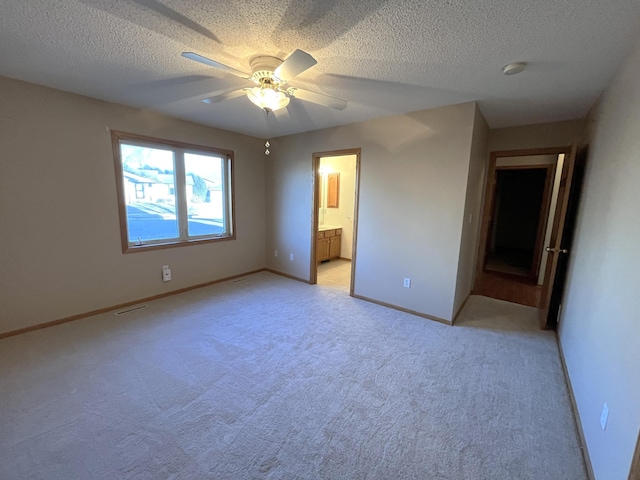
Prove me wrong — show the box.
[310,148,362,296]
[474,147,575,327]
[538,145,578,328]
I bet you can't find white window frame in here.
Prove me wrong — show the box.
[111,131,235,253]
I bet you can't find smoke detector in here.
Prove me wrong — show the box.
[502,62,526,76]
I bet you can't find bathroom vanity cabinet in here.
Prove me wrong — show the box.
[317,227,342,263]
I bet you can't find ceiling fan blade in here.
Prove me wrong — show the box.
[202,88,248,104]
[288,88,347,110]
[274,106,290,120]
[274,49,317,83]
[182,52,252,80]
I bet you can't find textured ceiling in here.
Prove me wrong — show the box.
[1,0,639,138]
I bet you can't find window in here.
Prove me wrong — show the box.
[112,131,234,253]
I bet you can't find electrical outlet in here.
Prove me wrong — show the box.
[274,250,278,257]
[162,265,171,282]
[289,253,294,261]
[403,278,411,288]
[600,403,609,430]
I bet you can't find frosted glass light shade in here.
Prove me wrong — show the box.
[247,86,290,111]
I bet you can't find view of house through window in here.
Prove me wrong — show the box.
[184,152,228,238]
[113,132,234,252]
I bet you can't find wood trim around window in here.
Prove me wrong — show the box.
[111,130,236,253]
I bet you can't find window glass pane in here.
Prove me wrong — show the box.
[120,143,178,243]
[184,153,226,237]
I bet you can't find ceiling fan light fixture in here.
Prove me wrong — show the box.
[182,49,346,112]
[247,85,289,112]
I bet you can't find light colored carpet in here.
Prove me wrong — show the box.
[0,272,587,479]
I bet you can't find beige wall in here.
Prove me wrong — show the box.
[453,104,489,317]
[266,102,477,321]
[558,36,640,480]
[0,77,266,334]
[489,119,585,152]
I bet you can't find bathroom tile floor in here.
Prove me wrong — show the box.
[317,259,351,292]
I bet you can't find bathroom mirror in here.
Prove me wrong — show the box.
[318,167,340,225]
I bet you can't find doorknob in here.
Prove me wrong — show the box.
[545,247,569,254]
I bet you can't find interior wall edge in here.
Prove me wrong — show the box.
[451,293,472,326]
[264,268,312,285]
[351,294,453,326]
[452,104,490,317]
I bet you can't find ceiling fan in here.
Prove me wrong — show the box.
[181,49,347,113]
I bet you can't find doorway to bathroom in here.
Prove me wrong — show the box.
[310,149,361,294]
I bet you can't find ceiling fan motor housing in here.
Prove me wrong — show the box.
[250,56,284,84]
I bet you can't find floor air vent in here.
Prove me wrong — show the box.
[114,305,147,316]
